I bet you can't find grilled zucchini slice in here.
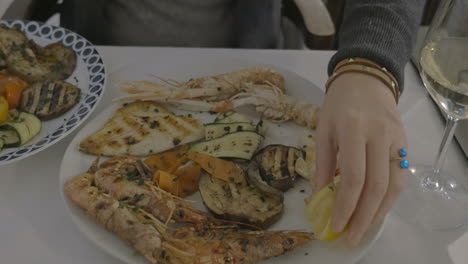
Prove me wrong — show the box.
[1,112,41,146]
[0,128,21,148]
[204,122,256,140]
[190,131,263,160]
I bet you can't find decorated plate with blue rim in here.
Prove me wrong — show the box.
[0,20,106,166]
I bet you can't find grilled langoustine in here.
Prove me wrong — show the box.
[115,68,319,130]
[118,67,286,103]
[65,169,313,264]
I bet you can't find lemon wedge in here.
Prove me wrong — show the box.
[304,181,344,241]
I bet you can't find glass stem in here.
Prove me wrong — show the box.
[423,115,459,191]
[433,115,459,174]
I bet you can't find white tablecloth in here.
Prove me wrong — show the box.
[1,47,467,264]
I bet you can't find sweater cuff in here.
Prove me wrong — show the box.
[328,1,425,92]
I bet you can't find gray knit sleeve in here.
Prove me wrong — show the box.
[328,0,426,90]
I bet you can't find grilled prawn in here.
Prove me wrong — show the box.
[93,156,209,224]
[65,169,313,264]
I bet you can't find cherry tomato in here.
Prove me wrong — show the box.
[0,96,9,124]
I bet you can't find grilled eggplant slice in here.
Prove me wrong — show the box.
[254,145,305,191]
[20,80,81,120]
[199,173,283,228]
[246,161,283,197]
[31,42,77,81]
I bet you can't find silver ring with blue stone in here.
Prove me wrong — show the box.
[393,148,409,169]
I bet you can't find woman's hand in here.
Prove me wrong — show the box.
[316,72,408,246]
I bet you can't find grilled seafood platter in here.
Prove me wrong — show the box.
[61,66,384,264]
[0,24,80,153]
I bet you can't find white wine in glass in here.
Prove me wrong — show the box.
[399,0,468,230]
[420,38,468,120]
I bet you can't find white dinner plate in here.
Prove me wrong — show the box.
[59,63,384,264]
[0,20,106,166]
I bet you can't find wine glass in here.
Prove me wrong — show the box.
[399,0,468,229]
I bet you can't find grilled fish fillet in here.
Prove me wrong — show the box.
[79,101,204,156]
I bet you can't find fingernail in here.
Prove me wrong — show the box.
[347,231,362,247]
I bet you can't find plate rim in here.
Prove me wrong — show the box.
[0,19,107,166]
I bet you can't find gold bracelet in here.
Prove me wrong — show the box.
[335,58,400,91]
[326,64,400,104]
[327,58,400,103]
[335,58,400,101]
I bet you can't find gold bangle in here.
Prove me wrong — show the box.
[333,58,400,99]
[336,58,400,89]
[326,64,400,104]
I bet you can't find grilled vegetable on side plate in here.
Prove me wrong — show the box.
[0,111,41,147]
[190,131,263,160]
[0,96,8,123]
[199,172,284,228]
[0,128,20,148]
[20,80,81,120]
[6,40,77,83]
[0,26,28,64]
[28,42,77,81]
[0,75,28,108]
[254,145,305,191]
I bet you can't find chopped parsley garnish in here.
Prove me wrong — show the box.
[134,193,145,201]
[126,171,140,181]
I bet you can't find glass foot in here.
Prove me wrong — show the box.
[395,164,468,230]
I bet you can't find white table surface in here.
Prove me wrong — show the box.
[1,46,467,264]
